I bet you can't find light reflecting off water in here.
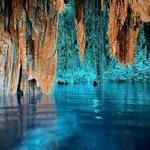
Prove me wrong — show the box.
[0,81,150,150]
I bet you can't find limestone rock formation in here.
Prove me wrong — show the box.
[75,0,85,60]
[107,0,150,65]
[0,0,59,95]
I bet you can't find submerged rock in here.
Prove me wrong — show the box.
[93,81,98,87]
[58,81,64,85]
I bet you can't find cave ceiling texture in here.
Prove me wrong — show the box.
[0,0,150,95]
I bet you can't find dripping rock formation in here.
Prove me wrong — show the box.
[0,0,59,95]
[0,0,150,95]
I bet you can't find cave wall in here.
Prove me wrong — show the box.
[0,0,150,95]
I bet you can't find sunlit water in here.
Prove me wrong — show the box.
[0,81,150,150]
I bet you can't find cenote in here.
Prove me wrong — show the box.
[0,81,150,150]
[1,0,150,150]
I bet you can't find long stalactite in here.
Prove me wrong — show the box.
[75,0,85,61]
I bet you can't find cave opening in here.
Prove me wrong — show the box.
[17,64,23,96]
[144,22,150,60]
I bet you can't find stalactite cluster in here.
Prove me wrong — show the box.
[0,0,58,95]
[107,0,150,65]
[108,0,142,65]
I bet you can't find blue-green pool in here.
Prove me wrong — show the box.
[0,81,150,150]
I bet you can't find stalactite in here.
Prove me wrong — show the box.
[75,0,85,61]
[108,0,142,65]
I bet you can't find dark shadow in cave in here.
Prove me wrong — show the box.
[144,22,150,60]
[28,78,42,96]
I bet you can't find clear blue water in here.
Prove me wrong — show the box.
[0,81,150,150]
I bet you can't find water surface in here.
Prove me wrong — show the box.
[0,81,150,150]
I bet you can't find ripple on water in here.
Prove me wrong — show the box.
[0,81,150,150]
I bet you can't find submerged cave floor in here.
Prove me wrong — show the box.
[0,81,150,150]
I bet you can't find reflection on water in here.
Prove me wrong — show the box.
[0,81,150,150]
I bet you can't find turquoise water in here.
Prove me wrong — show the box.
[0,81,150,150]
